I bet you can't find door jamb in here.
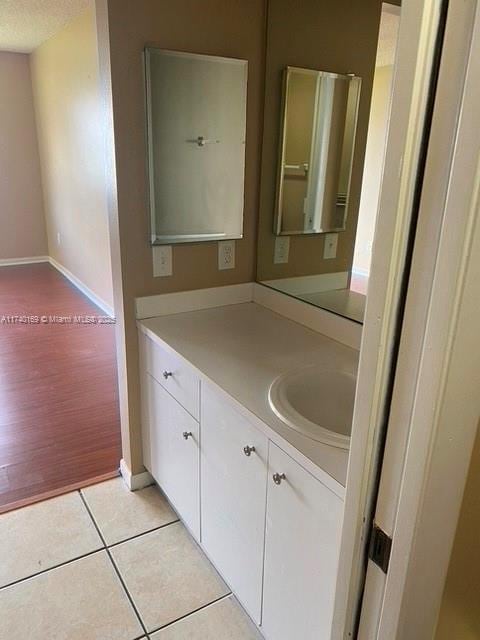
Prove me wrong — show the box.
[332,1,448,636]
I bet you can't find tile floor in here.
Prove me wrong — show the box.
[0,477,262,639]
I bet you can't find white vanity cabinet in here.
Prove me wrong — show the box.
[139,335,201,539]
[138,326,345,640]
[201,385,268,624]
[262,442,343,640]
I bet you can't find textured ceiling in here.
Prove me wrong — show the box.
[0,0,91,53]
[376,5,401,68]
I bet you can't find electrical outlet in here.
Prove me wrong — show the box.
[218,240,235,270]
[274,236,290,264]
[152,245,172,277]
[323,233,338,259]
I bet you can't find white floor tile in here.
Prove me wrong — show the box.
[0,551,143,639]
[110,521,229,632]
[0,491,103,587]
[81,477,177,545]
[150,596,262,639]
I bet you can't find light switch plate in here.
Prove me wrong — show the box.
[153,245,172,277]
[323,233,338,259]
[274,236,290,264]
[218,240,235,270]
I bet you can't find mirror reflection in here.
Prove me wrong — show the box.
[275,68,361,236]
[257,1,400,324]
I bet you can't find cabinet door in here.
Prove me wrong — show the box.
[146,373,200,539]
[201,385,268,624]
[262,443,343,640]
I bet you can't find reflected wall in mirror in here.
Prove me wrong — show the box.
[275,68,361,236]
[257,1,400,324]
[145,49,247,245]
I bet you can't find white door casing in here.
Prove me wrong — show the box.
[360,0,480,637]
[332,0,448,636]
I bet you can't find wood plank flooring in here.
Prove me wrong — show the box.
[0,263,121,511]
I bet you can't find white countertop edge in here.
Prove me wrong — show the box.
[138,320,346,500]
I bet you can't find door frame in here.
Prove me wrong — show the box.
[332,0,450,636]
[358,0,480,637]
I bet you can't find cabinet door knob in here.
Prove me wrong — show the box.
[163,370,173,379]
[183,431,193,440]
[243,445,256,457]
[273,472,286,485]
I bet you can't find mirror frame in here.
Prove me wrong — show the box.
[144,48,248,246]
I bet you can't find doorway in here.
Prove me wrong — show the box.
[0,2,121,511]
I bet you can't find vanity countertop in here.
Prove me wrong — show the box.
[138,301,359,487]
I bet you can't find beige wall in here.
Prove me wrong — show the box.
[353,64,394,276]
[31,6,113,309]
[0,52,47,260]
[257,0,385,282]
[435,423,480,640]
[95,0,266,472]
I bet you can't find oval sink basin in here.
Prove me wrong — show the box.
[268,366,357,449]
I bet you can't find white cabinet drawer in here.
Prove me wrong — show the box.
[201,385,268,624]
[262,443,343,640]
[142,333,200,420]
[144,372,200,539]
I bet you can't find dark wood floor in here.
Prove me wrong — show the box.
[0,263,121,512]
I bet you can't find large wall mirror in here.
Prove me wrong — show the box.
[257,1,400,324]
[145,49,247,245]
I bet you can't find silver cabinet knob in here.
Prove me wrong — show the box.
[273,473,286,485]
[163,371,173,379]
[183,431,193,440]
[243,445,256,457]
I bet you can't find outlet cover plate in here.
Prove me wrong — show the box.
[218,240,235,270]
[323,233,338,260]
[274,236,290,264]
[153,245,173,277]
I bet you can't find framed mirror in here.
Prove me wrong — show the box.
[145,49,248,245]
[275,67,361,236]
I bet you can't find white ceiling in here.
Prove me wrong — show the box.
[0,0,91,53]
[376,4,401,68]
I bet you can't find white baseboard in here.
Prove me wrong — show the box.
[135,282,254,320]
[0,255,49,267]
[119,458,154,491]
[48,257,114,318]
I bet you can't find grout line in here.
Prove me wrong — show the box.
[107,518,180,549]
[79,491,149,638]
[0,497,178,594]
[78,490,107,546]
[0,547,104,592]
[148,593,232,635]
[1,486,240,639]
[106,549,149,638]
